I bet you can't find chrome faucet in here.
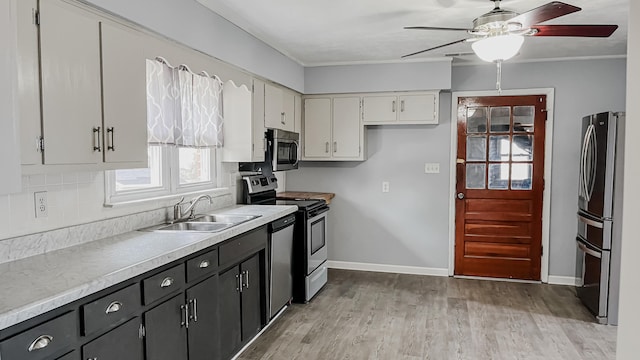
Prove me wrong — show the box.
[173,195,213,222]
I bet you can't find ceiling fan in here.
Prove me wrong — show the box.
[402,0,618,62]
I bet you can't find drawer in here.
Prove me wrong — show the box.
[219,226,267,268]
[143,263,185,304]
[186,248,218,283]
[0,312,77,360]
[81,283,141,336]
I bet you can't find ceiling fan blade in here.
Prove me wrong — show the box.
[508,1,581,28]
[401,38,469,58]
[404,26,471,31]
[531,24,619,37]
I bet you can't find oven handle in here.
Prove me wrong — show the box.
[577,240,602,259]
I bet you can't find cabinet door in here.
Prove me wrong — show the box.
[241,254,262,342]
[144,295,187,360]
[186,275,219,360]
[398,93,438,124]
[252,79,266,162]
[264,83,283,130]
[281,90,296,132]
[362,95,397,123]
[294,94,302,161]
[16,0,42,166]
[100,21,148,165]
[218,266,241,359]
[40,0,102,165]
[222,80,254,162]
[82,317,144,360]
[332,97,361,158]
[303,98,332,158]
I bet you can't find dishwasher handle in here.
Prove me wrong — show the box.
[270,214,296,232]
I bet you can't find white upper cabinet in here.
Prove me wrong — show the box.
[264,82,295,132]
[100,21,148,166]
[363,91,439,125]
[222,79,262,163]
[303,96,364,161]
[39,0,102,165]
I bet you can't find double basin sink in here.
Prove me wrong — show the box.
[144,214,261,233]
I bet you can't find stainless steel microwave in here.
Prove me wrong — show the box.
[270,129,299,172]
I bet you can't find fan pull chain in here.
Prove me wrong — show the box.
[496,60,503,94]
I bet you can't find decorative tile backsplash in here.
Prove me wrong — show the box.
[0,165,242,263]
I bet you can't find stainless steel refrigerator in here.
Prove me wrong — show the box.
[575,111,625,325]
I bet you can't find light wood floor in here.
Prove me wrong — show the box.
[237,269,617,360]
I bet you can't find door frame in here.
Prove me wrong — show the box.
[447,88,555,283]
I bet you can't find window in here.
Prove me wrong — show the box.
[105,58,223,204]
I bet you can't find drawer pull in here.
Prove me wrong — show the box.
[198,260,210,269]
[105,301,123,314]
[27,335,53,352]
[160,277,174,288]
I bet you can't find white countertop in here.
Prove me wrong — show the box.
[0,205,297,331]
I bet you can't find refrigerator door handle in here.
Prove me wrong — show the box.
[578,214,604,229]
[578,241,602,259]
[587,125,598,201]
[580,125,591,200]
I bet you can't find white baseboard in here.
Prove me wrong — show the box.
[326,260,449,277]
[547,275,580,286]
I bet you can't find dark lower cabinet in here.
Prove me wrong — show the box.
[82,317,144,360]
[219,254,263,360]
[186,275,219,360]
[144,294,187,360]
[56,351,78,360]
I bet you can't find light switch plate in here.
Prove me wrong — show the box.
[382,181,390,193]
[34,191,48,218]
[424,163,440,174]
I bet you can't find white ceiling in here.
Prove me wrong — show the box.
[195,0,628,66]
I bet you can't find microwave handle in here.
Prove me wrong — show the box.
[291,141,300,166]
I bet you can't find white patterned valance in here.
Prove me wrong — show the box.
[146,58,223,148]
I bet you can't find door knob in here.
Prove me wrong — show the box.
[457,193,465,200]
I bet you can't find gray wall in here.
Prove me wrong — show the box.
[83,0,304,91]
[288,58,627,277]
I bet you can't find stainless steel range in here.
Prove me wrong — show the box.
[242,175,329,303]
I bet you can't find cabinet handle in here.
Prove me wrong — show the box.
[325,142,329,153]
[199,260,210,268]
[160,277,174,288]
[93,127,102,152]
[107,127,115,151]
[244,270,250,289]
[236,274,242,293]
[105,301,123,314]
[27,335,53,352]
[138,323,146,339]
[392,100,396,113]
[180,304,189,328]
[401,100,405,112]
[281,112,286,125]
[192,298,198,322]
[333,141,337,153]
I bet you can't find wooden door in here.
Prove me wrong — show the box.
[332,97,361,158]
[303,98,332,158]
[455,95,546,281]
[186,275,220,360]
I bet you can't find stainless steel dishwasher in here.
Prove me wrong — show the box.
[269,214,296,318]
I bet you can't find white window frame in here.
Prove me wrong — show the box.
[105,145,219,205]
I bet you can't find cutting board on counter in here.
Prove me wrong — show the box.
[277,192,335,205]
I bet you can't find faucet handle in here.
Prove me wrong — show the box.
[175,196,186,206]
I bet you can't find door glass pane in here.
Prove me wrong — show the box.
[466,164,486,189]
[511,163,533,190]
[467,107,487,133]
[489,135,510,161]
[466,136,486,161]
[490,107,511,133]
[514,106,535,133]
[512,135,533,162]
[488,163,509,190]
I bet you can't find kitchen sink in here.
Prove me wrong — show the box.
[191,214,261,224]
[156,222,234,232]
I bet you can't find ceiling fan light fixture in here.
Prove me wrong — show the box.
[471,34,524,62]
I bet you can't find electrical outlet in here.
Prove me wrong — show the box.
[424,163,440,174]
[382,181,390,193]
[34,191,48,218]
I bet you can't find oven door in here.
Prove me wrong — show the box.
[306,209,328,275]
[272,138,299,171]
